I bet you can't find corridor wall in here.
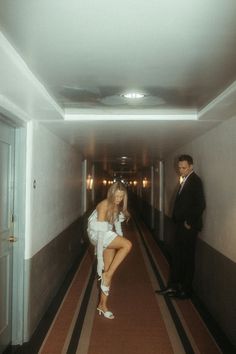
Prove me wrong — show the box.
[164,115,236,346]
[24,121,83,340]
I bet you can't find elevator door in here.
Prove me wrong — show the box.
[0,120,15,353]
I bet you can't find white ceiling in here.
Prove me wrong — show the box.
[0,0,236,175]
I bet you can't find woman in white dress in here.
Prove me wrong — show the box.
[87,182,132,319]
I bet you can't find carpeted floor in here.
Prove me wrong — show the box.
[38,218,223,354]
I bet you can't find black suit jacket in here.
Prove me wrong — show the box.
[172,172,206,231]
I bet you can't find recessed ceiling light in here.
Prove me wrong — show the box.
[121,92,145,99]
[116,156,131,165]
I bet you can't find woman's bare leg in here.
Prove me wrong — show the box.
[98,248,115,311]
[102,236,132,287]
[97,237,132,312]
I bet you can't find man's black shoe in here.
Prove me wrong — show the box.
[177,291,191,299]
[155,287,177,295]
[168,290,191,299]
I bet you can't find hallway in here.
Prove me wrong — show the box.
[1,1,236,352]
[22,217,223,354]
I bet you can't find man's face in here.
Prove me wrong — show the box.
[178,160,193,177]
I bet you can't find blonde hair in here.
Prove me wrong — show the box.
[106,182,130,223]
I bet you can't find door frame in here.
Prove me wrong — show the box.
[0,115,26,345]
[11,126,26,345]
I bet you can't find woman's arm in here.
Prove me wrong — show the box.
[95,200,109,276]
[114,212,125,236]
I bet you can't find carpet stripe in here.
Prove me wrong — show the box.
[66,266,96,353]
[136,217,222,354]
[133,215,196,354]
[75,281,99,354]
[39,250,93,353]
[134,219,186,354]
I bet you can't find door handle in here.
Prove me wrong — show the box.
[8,236,17,243]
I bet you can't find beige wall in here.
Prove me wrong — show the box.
[165,115,236,262]
[25,121,82,258]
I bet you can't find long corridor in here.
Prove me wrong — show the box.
[24,217,224,354]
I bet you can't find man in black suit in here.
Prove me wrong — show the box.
[157,154,206,299]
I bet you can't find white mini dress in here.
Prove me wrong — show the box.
[87,210,125,276]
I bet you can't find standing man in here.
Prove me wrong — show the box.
[157,154,205,299]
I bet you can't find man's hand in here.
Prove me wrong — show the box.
[184,221,191,230]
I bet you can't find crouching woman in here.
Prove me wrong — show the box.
[87,182,132,319]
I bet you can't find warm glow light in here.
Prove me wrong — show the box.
[142,178,148,188]
[103,179,107,186]
[133,180,137,186]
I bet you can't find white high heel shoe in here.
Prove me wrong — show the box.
[97,307,114,319]
[98,274,110,296]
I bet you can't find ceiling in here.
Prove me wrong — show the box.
[0,0,236,176]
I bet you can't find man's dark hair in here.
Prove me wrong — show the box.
[178,154,193,165]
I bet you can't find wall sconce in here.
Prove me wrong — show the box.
[142,178,148,188]
[103,179,107,186]
[86,174,93,190]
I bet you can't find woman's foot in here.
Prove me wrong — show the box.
[97,306,114,319]
[99,272,111,296]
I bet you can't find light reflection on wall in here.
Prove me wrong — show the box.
[86,174,93,190]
